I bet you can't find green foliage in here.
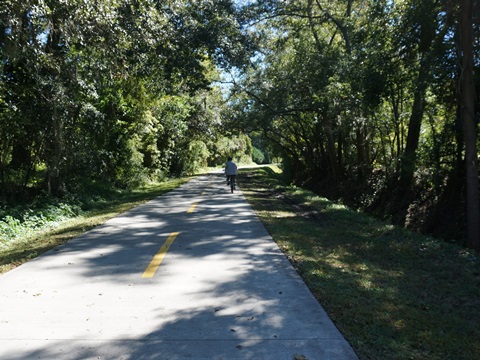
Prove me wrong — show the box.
[176,140,211,175]
[0,0,253,201]
[252,146,266,164]
[211,134,253,166]
[0,198,82,244]
[228,0,473,243]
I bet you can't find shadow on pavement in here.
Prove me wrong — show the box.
[0,173,357,359]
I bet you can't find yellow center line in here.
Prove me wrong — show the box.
[187,190,207,213]
[187,202,198,213]
[141,232,180,278]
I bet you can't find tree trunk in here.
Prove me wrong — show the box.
[460,0,480,250]
[355,124,367,179]
[394,2,438,222]
[399,55,429,185]
[47,101,65,196]
[392,56,430,224]
[321,108,341,180]
[45,14,65,196]
[389,85,402,173]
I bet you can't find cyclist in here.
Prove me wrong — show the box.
[225,157,238,188]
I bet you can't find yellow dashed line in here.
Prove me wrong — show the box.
[187,202,198,213]
[142,186,208,278]
[142,232,180,278]
[187,190,207,214]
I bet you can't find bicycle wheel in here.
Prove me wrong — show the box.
[230,177,234,193]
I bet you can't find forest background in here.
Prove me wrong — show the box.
[0,0,479,250]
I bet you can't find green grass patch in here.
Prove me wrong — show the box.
[0,177,189,274]
[240,166,480,360]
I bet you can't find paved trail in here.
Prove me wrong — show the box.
[0,172,358,360]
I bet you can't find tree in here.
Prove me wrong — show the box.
[387,0,439,223]
[460,0,479,250]
[230,0,478,245]
[0,0,253,200]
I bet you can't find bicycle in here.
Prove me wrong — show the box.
[227,175,236,193]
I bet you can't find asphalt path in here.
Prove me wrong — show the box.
[0,171,358,360]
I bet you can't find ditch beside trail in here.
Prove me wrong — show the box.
[0,171,357,360]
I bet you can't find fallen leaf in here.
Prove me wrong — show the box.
[294,354,307,360]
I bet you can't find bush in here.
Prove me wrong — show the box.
[252,146,266,164]
[0,199,82,244]
[210,134,253,166]
[175,140,210,175]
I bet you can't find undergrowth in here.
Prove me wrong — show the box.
[0,197,82,244]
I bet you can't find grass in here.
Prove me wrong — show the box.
[239,166,480,360]
[0,177,189,274]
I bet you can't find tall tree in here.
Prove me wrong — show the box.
[392,0,439,222]
[460,0,479,250]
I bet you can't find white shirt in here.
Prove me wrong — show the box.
[225,161,238,175]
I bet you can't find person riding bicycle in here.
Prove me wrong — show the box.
[225,157,238,187]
